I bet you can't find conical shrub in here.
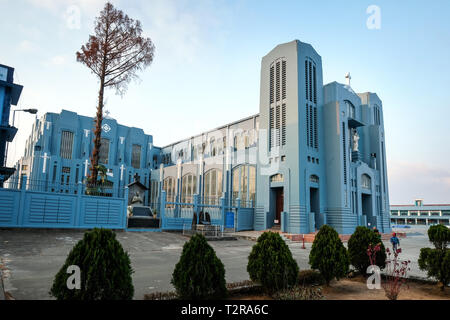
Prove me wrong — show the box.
[49,228,134,300]
[247,231,299,293]
[171,233,227,299]
[309,225,349,285]
[348,226,386,274]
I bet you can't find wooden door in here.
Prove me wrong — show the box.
[275,188,284,224]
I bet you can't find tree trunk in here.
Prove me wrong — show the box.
[89,74,105,184]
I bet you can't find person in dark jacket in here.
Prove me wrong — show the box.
[390,232,400,252]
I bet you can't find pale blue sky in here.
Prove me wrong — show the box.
[1,0,450,204]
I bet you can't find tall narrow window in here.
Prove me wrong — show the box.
[309,105,313,147]
[305,61,309,101]
[313,65,317,104]
[306,104,310,146]
[276,105,280,147]
[204,169,222,204]
[60,131,74,159]
[163,176,176,203]
[281,60,286,99]
[232,165,256,207]
[270,65,274,104]
[131,144,141,169]
[282,104,286,146]
[276,62,280,102]
[308,61,312,102]
[99,138,110,164]
[342,122,347,185]
[269,107,275,150]
[313,107,318,149]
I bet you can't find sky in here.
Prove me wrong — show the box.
[1,0,450,205]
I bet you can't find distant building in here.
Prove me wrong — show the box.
[11,109,159,202]
[0,64,23,184]
[390,199,450,226]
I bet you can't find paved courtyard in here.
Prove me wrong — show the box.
[0,226,437,300]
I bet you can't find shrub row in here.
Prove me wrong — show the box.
[53,224,450,300]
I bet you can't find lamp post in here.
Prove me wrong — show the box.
[4,108,38,167]
[12,108,38,127]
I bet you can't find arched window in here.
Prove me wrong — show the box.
[163,176,176,204]
[210,138,216,157]
[270,173,284,182]
[361,174,371,189]
[181,173,197,203]
[204,169,222,204]
[232,165,256,207]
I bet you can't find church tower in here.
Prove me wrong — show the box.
[255,40,326,234]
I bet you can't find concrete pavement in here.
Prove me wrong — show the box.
[0,226,436,300]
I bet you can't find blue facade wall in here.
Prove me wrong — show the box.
[12,109,158,204]
[0,183,127,229]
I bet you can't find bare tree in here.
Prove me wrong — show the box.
[76,2,155,184]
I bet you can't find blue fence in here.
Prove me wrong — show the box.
[159,191,254,232]
[0,182,128,229]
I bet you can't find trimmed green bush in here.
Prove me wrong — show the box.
[49,228,134,300]
[247,231,299,293]
[309,225,349,286]
[348,226,386,275]
[171,233,227,299]
[427,224,450,250]
[418,224,450,290]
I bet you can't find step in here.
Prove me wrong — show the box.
[127,217,160,229]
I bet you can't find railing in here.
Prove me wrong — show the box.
[2,176,125,198]
[159,191,254,232]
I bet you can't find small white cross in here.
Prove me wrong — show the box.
[42,153,50,174]
[84,159,89,177]
[120,164,125,181]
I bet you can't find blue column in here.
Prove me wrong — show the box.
[160,191,166,229]
[122,187,129,229]
[194,194,200,225]
[75,182,83,226]
[220,197,226,230]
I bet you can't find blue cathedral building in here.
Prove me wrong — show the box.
[10,40,391,234]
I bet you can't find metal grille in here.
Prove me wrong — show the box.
[270,65,274,104]
[305,60,309,101]
[99,138,110,164]
[131,144,141,169]
[276,61,280,102]
[269,107,274,150]
[276,105,280,147]
[306,104,309,146]
[282,104,286,146]
[60,131,74,159]
[282,60,286,99]
[314,106,318,149]
[342,122,347,185]
[313,65,317,104]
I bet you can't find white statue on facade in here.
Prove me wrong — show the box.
[352,129,360,152]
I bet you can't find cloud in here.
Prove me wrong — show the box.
[26,0,108,15]
[388,160,450,204]
[18,40,36,52]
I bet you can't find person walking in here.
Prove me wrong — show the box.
[390,232,400,252]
